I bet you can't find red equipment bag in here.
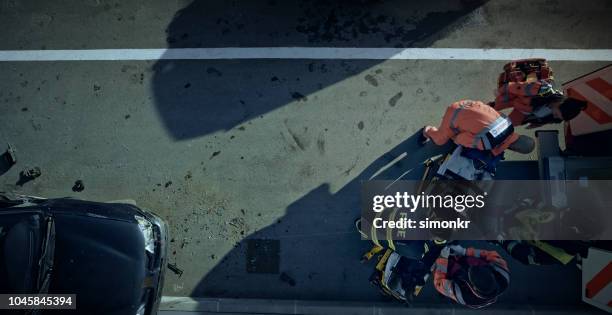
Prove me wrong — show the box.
[497,58,553,88]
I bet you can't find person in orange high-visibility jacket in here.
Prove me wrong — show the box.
[422,100,535,156]
[433,245,510,309]
[493,80,586,127]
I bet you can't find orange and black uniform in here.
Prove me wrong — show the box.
[493,80,555,126]
[425,100,518,156]
[433,248,510,308]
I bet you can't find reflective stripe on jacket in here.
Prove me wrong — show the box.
[426,100,518,156]
[433,248,510,308]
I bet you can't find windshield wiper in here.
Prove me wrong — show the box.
[25,217,55,315]
[36,217,55,294]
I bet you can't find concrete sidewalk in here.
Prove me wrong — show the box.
[158,297,603,315]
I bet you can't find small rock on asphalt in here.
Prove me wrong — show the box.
[72,180,85,192]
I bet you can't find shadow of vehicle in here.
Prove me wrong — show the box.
[151,0,488,140]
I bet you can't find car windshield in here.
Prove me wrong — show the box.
[0,213,54,294]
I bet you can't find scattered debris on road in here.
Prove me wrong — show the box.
[22,167,41,179]
[72,180,85,192]
[2,143,17,166]
[291,92,307,101]
[388,92,403,107]
[210,151,221,159]
[206,67,222,77]
[0,143,17,177]
[280,272,296,287]
[167,263,184,277]
[364,74,378,87]
[16,167,41,186]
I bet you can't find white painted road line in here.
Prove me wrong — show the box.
[0,48,611,61]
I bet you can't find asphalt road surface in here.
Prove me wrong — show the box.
[0,0,611,311]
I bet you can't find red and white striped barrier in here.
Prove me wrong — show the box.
[565,65,612,136]
[582,247,612,313]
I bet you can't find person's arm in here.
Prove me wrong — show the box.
[424,106,455,145]
[496,240,538,265]
[494,82,542,109]
[433,248,460,303]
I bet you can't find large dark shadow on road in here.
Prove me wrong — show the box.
[190,135,586,306]
[191,132,452,300]
[152,0,488,140]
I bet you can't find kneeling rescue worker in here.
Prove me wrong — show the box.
[420,100,535,155]
[433,244,510,309]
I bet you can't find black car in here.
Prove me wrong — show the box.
[0,193,168,315]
